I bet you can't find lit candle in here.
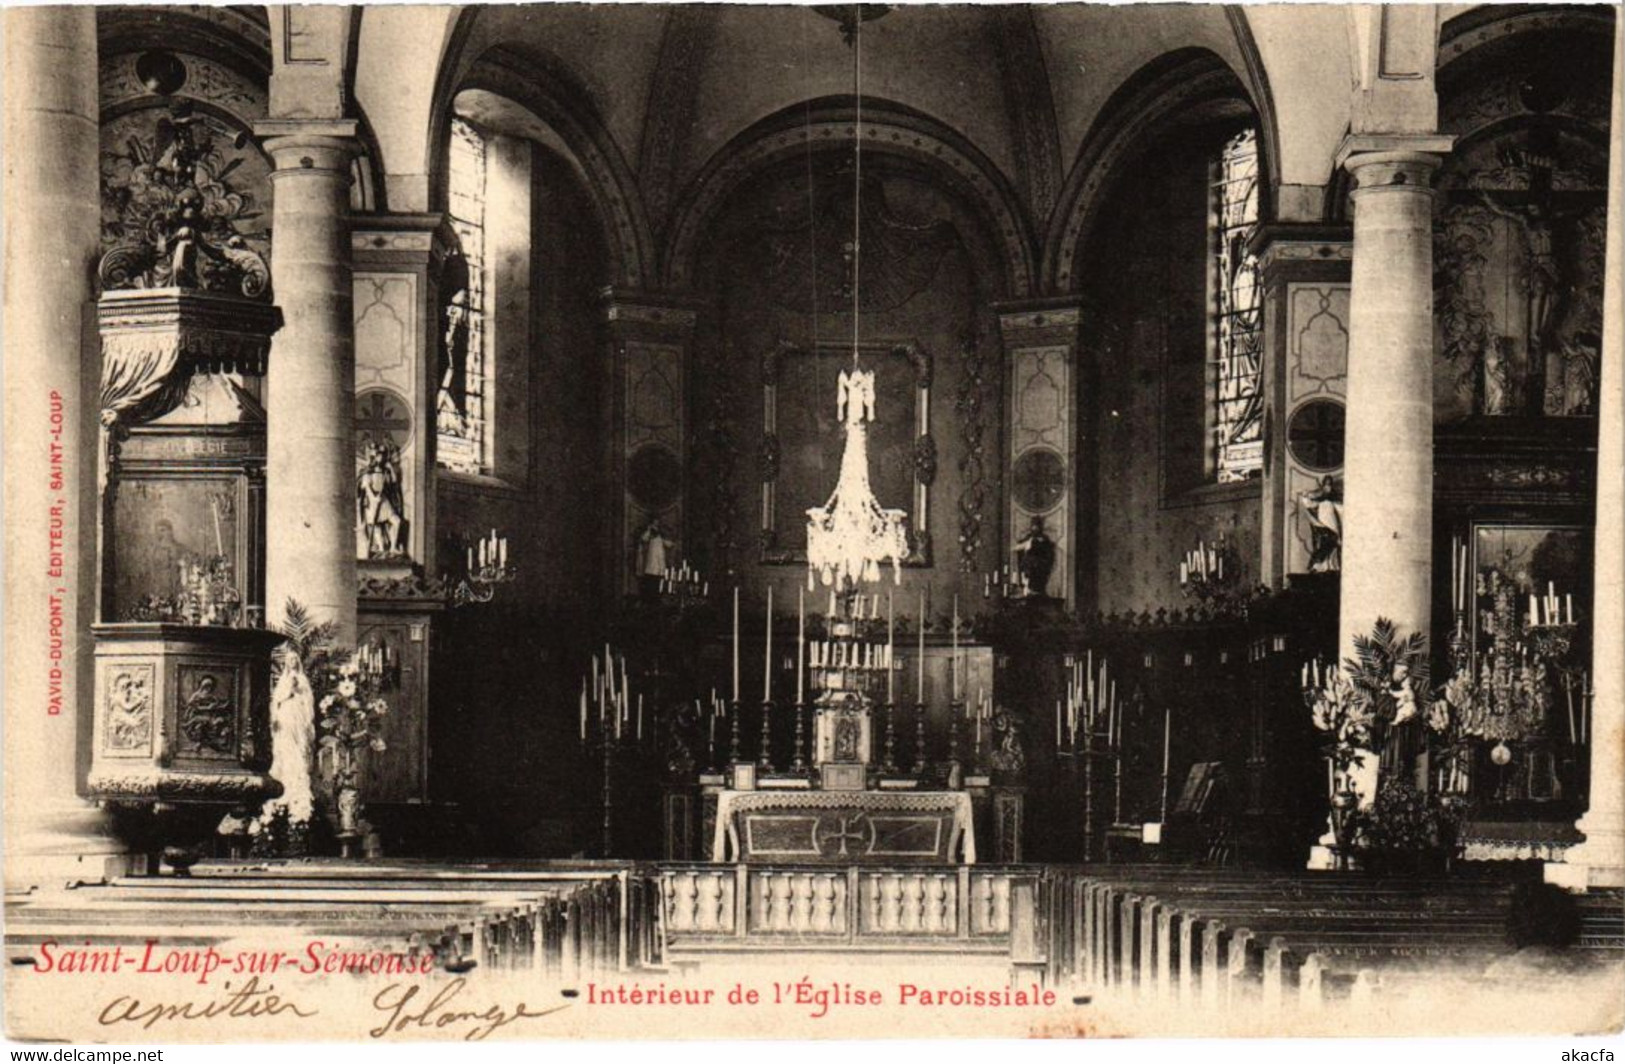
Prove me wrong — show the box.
[732,587,741,702]
[1529,594,1539,628]
[579,680,587,739]
[1566,593,1574,625]
[1162,706,1172,783]
[637,694,643,740]
[797,588,806,705]
[764,584,774,702]
[886,592,895,703]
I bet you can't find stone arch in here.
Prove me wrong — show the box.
[661,98,1038,298]
[1043,49,1262,294]
[452,46,654,290]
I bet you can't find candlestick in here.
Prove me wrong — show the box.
[886,592,895,703]
[732,587,741,701]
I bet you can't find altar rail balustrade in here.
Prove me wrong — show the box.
[656,864,1044,964]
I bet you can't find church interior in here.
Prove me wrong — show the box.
[3,2,1623,1032]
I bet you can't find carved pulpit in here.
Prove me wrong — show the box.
[88,98,284,806]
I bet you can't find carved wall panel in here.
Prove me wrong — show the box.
[100,662,156,757]
[998,302,1080,606]
[352,219,449,571]
[1283,283,1349,576]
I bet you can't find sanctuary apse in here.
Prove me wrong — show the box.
[3,3,1623,998]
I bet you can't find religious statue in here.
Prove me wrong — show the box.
[1012,515,1056,598]
[356,440,407,559]
[637,518,673,600]
[96,98,269,298]
[436,252,472,422]
[833,714,861,763]
[1475,144,1591,417]
[1298,475,1342,573]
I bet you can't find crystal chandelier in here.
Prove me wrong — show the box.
[804,9,909,590]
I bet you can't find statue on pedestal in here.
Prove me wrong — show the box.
[1298,475,1343,573]
[637,518,673,600]
[357,440,407,559]
[1013,515,1056,597]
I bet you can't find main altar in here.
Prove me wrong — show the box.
[705,591,979,864]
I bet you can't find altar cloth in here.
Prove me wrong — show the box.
[711,788,975,864]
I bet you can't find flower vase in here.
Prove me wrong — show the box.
[337,785,362,836]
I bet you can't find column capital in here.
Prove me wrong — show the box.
[598,286,707,333]
[351,212,455,265]
[1248,223,1353,283]
[256,119,360,174]
[992,297,1082,341]
[1335,134,1454,184]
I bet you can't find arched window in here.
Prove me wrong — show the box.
[438,117,491,474]
[1208,127,1263,483]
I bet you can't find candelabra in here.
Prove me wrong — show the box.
[1178,536,1239,602]
[447,530,516,607]
[981,565,1028,601]
[356,638,400,692]
[656,563,709,607]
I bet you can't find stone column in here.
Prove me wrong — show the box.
[1334,136,1451,810]
[1,8,124,882]
[257,121,360,643]
[1547,17,1625,892]
[995,298,1084,608]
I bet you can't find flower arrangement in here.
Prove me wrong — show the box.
[1352,778,1462,873]
[315,657,389,790]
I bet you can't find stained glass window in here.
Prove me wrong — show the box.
[1210,127,1263,483]
[437,117,490,474]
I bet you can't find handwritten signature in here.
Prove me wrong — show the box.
[370,978,570,1041]
[98,976,317,1029]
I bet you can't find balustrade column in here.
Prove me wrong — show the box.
[1548,17,1625,891]
[1334,138,1450,810]
[257,122,361,641]
[1,8,124,883]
